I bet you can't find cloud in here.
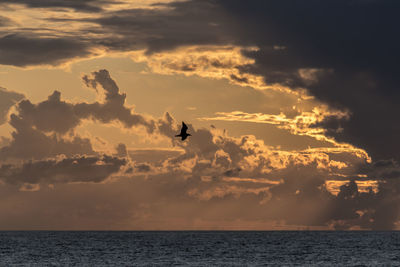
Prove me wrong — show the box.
[155,112,367,184]
[0,69,160,161]
[200,107,350,145]
[0,34,93,67]
[0,0,119,13]
[78,69,156,132]
[86,1,232,52]
[2,0,396,165]
[117,107,400,229]
[15,91,80,134]
[129,46,286,92]
[13,70,155,136]
[0,155,126,186]
[0,87,94,163]
[0,87,97,161]
[0,170,396,230]
[0,113,95,160]
[0,68,399,229]
[205,0,400,162]
[1,70,369,186]
[0,87,24,125]
[83,0,400,162]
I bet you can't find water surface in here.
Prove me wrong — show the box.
[1,231,399,266]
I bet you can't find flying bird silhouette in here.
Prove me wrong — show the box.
[175,121,191,141]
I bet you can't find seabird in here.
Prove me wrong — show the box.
[175,121,191,141]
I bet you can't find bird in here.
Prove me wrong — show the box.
[175,121,191,141]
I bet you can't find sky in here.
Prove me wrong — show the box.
[0,0,399,230]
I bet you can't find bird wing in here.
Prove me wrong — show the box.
[181,122,188,134]
[182,122,188,131]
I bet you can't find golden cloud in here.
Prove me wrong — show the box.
[130,45,309,97]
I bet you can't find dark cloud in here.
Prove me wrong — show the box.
[358,159,400,181]
[16,91,80,134]
[0,0,118,13]
[78,70,156,132]
[0,155,126,185]
[0,113,95,160]
[80,0,400,162]
[0,87,24,125]
[72,1,234,53]
[208,0,400,162]
[134,163,152,173]
[264,165,400,230]
[0,34,92,67]
[0,89,96,161]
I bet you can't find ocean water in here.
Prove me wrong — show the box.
[0,231,399,266]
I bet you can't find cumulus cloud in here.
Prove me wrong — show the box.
[0,87,24,125]
[0,89,95,161]
[79,69,156,132]
[0,113,95,160]
[15,91,80,134]
[0,69,161,161]
[13,70,155,136]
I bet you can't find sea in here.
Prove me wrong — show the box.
[0,231,399,266]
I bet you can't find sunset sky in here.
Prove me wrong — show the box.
[0,0,399,230]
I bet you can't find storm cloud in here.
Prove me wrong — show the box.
[33,0,400,162]
[211,0,400,162]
